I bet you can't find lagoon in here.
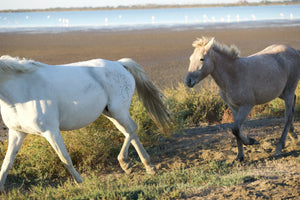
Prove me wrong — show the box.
[0,5,300,33]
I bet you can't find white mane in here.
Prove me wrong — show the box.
[193,37,240,59]
[0,55,43,74]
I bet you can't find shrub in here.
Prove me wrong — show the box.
[165,83,227,127]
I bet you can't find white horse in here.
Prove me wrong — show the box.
[185,37,300,161]
[0,55,171,190]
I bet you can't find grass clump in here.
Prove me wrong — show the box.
[165,83,227,127]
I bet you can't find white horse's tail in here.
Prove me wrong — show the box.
[0,55,43,74]
[118,58,172,132]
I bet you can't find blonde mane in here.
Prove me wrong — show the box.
[0,55,43,74]
[193,37,240,59]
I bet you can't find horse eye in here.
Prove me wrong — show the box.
[200,58,204,61]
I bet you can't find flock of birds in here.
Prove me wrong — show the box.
[0,11,296,28]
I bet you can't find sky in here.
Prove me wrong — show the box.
[0,0,273,11]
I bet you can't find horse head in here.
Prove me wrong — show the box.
[185,37,215,88]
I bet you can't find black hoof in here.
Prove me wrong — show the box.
[232,156,244,165]
[249,137,259,145]
[236,156,244,162]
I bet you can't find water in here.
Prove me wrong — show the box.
[0,5,299,33]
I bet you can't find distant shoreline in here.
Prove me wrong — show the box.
[1,1,300,13]
[1,19,300,34]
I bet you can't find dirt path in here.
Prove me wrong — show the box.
[152,118,300,199]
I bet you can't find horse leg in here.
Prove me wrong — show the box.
[104,109,156,175]
[118,132,133,174]
[231,105,258,161]
[131,133,156,174]
[42,130,82,184]
[275,94,296,155]
[289,124,298,141]
[0,129,27,191]
[288,95,298,141]
[229,107,244,161]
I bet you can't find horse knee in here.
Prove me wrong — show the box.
[106,108,137,135]
[127,120,137,134]
[231,125,240,138]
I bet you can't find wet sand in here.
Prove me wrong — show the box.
[1,26,300,88]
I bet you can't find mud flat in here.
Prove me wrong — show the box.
[1,25,300,88]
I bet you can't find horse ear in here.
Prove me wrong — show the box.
[205,37,215,50]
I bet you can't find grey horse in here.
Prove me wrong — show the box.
[185,37,300,161]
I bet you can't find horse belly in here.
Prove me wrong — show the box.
[253,77,286,105]
[256,92,281,104]
[58,86,108,131]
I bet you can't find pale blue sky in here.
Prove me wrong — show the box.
[1,0,276,11]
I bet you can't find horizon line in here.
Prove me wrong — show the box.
[1,1,300,13]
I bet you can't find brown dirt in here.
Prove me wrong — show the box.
[0,26,300,198]
[153,118,300,199]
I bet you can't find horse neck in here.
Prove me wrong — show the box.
[210,50,237,91]
[0,76,22,107]
[0,88,13,108]
[0,74,14,83]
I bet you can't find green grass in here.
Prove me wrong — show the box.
[1,160,252,199]
[0,80,300,198]
[165,83,227,126]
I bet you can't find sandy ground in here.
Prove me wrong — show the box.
[0,25,300,198]
[1,26,300,88]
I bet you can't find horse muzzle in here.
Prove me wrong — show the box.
[185,73,197,88]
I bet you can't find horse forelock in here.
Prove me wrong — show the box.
[192,37,211,48]
[192,37,240,59]
[0,55,43,73]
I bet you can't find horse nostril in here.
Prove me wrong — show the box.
[185,77,194,88]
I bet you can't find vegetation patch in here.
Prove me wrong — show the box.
[0,80,299,199]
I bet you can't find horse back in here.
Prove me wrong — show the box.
[252,44,297,57]
[249,44,300,77]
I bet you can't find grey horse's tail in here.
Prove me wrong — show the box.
[118,58,172,132]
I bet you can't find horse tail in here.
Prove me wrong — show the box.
[0,55,43,74]
[118,58,172,132]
